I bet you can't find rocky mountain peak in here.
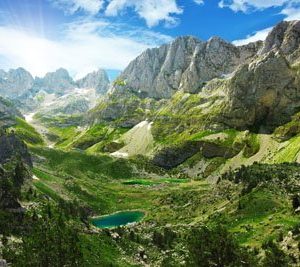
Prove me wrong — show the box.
[115,34,260,99]
[33,68,75,95]
[51,68,71,78]
[76,69,110,94]
[207,36,227,45]
[261,20,300,62]
[42,68,73,83]
[0,68,34,99]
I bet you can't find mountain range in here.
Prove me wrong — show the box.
[0,67,110,99]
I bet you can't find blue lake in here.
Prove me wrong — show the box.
[91,211,144,229]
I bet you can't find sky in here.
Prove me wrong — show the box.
[0,0,299,79]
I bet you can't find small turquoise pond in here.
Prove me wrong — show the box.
[91,211,145,229]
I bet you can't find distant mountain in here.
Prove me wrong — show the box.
[0,68,34,99]
[76,69,110,94]
[32,68,75,95]
[0,68,111,115]
[0,68,111,102]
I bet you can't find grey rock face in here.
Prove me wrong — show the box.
[115,36,261,99]
[220,21,300,129]
[221,50,297,129]
[260,20,300,62]
[0,68,34,98]
[33,68,76,95]
[76,69,110,94]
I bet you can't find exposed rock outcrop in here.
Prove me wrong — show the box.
[33,68,75,95]
[260,20,300,63]
[221,50,298,129]
[76,69,110,94]
[0,68,34,99]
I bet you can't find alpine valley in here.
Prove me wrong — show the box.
[1,20,300,266]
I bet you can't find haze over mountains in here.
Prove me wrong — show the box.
[0,67,110,99]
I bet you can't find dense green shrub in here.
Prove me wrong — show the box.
[4,202,83,267]
[187,224,255,267]
[262,240,289,267]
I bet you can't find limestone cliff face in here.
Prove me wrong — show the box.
[260,20,300,63]
[76,69,110,94]
[107,20,300,130]
[33,68,76,95]
[221,21,300,129]
[0,68,34,99]
[115,36,261,99]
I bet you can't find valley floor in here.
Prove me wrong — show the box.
[4,116,300,266]
[27,144,300,266]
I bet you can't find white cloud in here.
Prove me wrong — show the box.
[218,0,291,12]
[51,0,183,27]
[232,27,272,45]
[194,0,204,5]
[281,5,300,20]
[0,20,172,78]
[222,0,300,46]
[105,0,183,27]
[51,0,105,15]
